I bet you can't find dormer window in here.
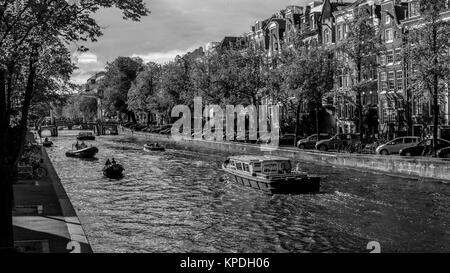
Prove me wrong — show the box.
[385,14,391,25]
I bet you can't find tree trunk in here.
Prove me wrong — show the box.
[433,77,439,157]
[0,164,14,252]
[295,101,302,147]
[0,69,6,129]
[356,61,364,142]
[316,103,321,142]
[130,112,137,124]
[406,88,413,136]
[432,26,439,157]
[0,68,14,251]
[147,111,151,126]
[357,92,364,142]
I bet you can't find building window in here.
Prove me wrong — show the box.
[388,71,395,91]
[385,28,393,43]
[396,70,403,91]
[311,15,316,30]
[387,50,394,65]
[385,14,391,25]
[395,48,402,63]
[410,2,419,17]
[380,54,386,66]
[324,29,330,44]
[337,25,342,41]
[381,72,387,91]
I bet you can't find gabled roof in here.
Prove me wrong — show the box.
[264,18,286,31]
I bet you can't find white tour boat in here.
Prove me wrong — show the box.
[222,155,321,195]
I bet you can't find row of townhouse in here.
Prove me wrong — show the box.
[205,0,450,138]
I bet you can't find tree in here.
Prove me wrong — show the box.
[404,0,450,156]
[337,7,382,141]
[283,47,336,144]
[0,0,149,251]
[155,59,193,123]
[100,57,144,123]
[127,62,161,125]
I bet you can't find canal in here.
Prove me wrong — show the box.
[46,131,450,253]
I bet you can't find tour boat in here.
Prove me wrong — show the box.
[66,147,99,159]
[222,155,321,195]
[77,132,96,141]
[103,164,125,179]
[144,143,166,152]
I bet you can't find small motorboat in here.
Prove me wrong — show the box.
[43,140,53,147]
[77,132,96,141]
[66,147,99,159]
[222,155,321,195]
[103,164,124,179]
[144,143,165,152]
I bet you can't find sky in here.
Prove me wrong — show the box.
[71,0,311,84]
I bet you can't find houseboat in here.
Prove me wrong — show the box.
[222,155,321,195]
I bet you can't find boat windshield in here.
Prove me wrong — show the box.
[281,161,292,173]
[236,162,243,171]
[262,162,279,174]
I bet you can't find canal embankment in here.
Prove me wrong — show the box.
[120,127,450,183]
[13,132,92,253]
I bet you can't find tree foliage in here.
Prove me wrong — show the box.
[0,0,149,249]
[404,0,450,155]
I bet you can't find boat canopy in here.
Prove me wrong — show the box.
[227,155,292,174]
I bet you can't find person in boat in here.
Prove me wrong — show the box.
[45,137,49,142]
[111,158,116,165]
[105,159,111,167]
[73,141,80,150]
[80,141,88,149]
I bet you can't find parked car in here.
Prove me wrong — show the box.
[256,134,301,146]
[256,134,271,145]
[399,138,450,157]
[437,147,450,158]
[315,133,361,152]
[375,137,421,155]
[297,133,332,150]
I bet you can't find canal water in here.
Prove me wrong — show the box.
[46,131,450,253]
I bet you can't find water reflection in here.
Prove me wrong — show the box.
[46,131,450,253]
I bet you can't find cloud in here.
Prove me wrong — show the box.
[75,52,98,64]
[131,48,197,64]
[71,52,104,85]
[70,0,311,82]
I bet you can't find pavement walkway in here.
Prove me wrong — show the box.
[12,132,92,253]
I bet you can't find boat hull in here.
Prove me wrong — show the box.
[43,142,53,148]
[66,147,99,158]
[144,144,165,152]
[222,166,320,195]
[103,164,124,179]
[77,136,96,141]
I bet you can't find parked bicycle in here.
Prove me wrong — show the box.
[17,158,47,180]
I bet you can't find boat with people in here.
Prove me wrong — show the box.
[42,138,53,148]
[103,159,124,179]
[144,143,166,152]
[77,132,96,141]
[222,155,321,195]
[66,144,99,159]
